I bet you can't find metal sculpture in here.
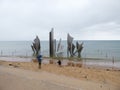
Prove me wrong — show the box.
[56,38,63,57]
[74,41,83,58]
[67,33,75,57]
[49,28,55,57]
[67,33,83,58]
[31,36,41,56]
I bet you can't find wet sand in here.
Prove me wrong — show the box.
[0,59,120,90]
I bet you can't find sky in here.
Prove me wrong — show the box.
[0,0,120,41]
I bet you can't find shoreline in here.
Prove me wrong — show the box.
[0,56,120,69]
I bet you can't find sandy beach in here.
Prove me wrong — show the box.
[0,59,120,90]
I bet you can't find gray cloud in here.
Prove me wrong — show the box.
[0,0,120,40]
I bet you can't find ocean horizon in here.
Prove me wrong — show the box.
[0,40,120,60]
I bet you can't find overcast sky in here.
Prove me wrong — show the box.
[0,0,120,41]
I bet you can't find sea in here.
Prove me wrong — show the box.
[0,40,120,68]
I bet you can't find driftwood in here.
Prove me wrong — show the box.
[31,36,41,56]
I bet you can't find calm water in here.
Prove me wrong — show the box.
[0,40,120,68]
[0,40,120,60]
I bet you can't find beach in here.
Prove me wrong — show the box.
[0,0,120,89]
[0,58,120,90]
